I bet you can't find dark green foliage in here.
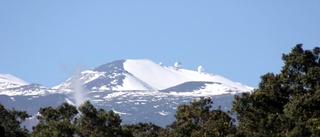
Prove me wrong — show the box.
[0,103,30,137]
[31,99,234,137]
[169,97,236,137]
[232,44,320,136]
[0,125,5,136]
[31,102,78,137]
[32,101,126,137]
[76,101,123,137]
[123,122,163,137]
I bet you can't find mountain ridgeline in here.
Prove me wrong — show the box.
[0,58,253,131]
[1,44,319,136]
[53,59,253,92]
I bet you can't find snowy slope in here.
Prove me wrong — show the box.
[113,73,153,91]
[123,59,189,90]
[0,74,50,96]
[1,59,253,96]
[0,59,255,129]
[53,60,153,92]
[53,59,252,93]
[52,70,107,92]
[123,59,253,92]
[0,74,29,89]
[0,84,50,96]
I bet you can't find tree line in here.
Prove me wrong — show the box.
[1,44,319,137]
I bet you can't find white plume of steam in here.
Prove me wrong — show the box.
[72,65,85,107]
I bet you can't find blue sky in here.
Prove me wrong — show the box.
[1,1,319,88]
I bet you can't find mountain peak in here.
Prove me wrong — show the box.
[93,60,126,73]
[53,59,252,95]
[0,74,29,90]
[0,59,253,128]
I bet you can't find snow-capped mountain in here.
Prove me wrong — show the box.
[54,59,253,94]
[0,74,53,96]
[0,74,29,89]
[0,59,253,129]
[53,60,153,92]
[0,84,50,96]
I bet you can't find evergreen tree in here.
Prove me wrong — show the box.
[122,122,163,137]
[31,101,135,137]
[232,44,320,136]
[169,97,236,137]
[0,103,30,137]
[31,102,78,137]
[75,101,124,137]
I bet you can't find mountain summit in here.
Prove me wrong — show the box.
[0,59,253,128]
[0,74,29,90]
[53,59,252,95]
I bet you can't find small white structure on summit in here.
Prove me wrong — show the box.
[159,62,163,66]
[198,66,204,73]
[174,62,182,69]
